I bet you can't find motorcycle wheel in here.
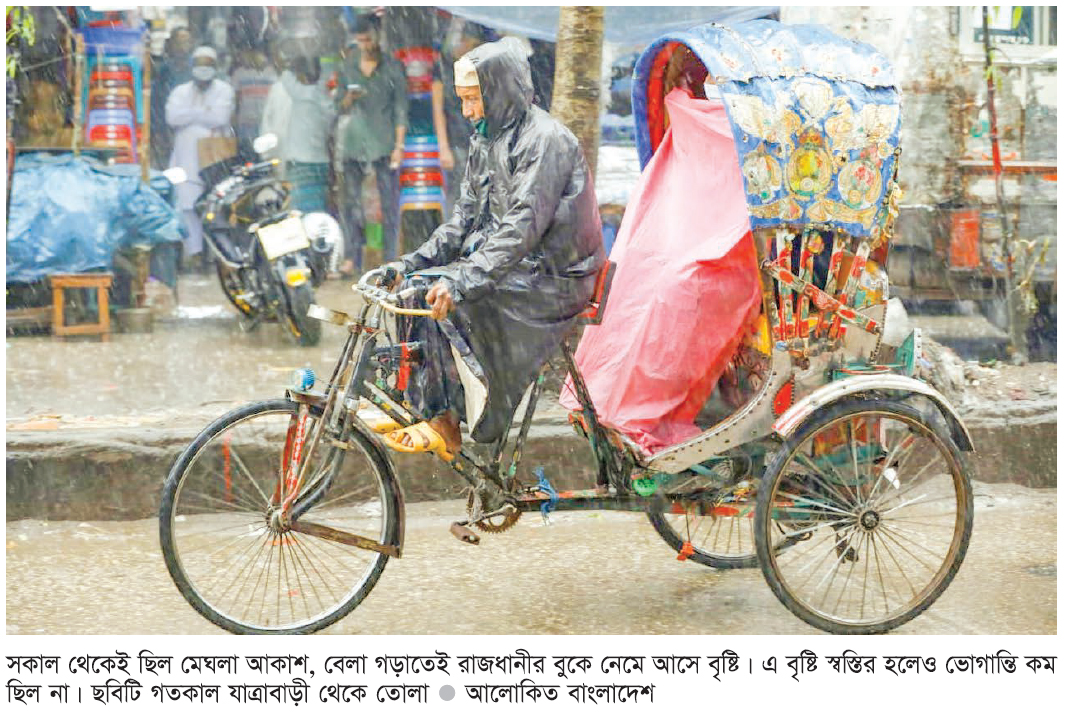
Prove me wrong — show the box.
[216,263,256,317]
[282,282,321,347]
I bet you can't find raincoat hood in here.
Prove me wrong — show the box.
[464,37,534,138]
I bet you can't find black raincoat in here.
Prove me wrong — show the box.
[398,37,605,443]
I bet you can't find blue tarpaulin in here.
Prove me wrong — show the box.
[6,153,185,284]
[440,6,779,46]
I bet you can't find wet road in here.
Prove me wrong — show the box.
[6,276,357,420]
[6,480,1055,635]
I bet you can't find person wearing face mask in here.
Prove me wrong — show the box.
[165,46,236,268]
[375,38,605,464]
[335,13,408,276]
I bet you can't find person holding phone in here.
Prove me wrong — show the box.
[335,12,408,276]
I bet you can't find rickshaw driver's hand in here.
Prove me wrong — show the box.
[426,281,454,320]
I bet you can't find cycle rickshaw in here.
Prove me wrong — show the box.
[160,21,974,635]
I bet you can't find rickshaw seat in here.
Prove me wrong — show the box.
[578,260,616,325]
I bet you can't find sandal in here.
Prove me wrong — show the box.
[356,404,401,434]
[383,421,455,462]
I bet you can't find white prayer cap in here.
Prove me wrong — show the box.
[192,46,217,62]
[454,55,479,88]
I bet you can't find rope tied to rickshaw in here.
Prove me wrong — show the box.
[534,466,558,522]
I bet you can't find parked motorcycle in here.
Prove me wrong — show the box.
[166,134,342,346]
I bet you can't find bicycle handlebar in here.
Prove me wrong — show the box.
[352,279,437,319]
[240,159,278,177]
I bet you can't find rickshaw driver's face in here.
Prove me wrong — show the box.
[457,85,484,122]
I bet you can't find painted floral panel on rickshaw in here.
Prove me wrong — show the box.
[721,75,900,241]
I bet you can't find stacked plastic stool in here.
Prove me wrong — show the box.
[80,24,146,163]
[394,46,445,252]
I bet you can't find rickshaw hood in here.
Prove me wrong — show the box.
[631,20,903,242]
[464,37,534,139]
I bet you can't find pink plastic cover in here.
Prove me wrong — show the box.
[561,89,761,453]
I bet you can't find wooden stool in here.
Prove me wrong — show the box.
[49,272,114,341]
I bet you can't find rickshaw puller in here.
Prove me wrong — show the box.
[374,37,605,461]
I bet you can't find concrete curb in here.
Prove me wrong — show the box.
[6,399,1056,521]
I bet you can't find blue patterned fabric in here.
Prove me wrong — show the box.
[633,20,902,241]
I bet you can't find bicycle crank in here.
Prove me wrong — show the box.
[465,489,522,534]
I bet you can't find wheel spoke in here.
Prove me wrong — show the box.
[162,403,394,633]
[180,489,263,515]
[226,446,275,508]
[872,527,918,599]
[775,490,856,518]
[869,455,941,509]
[832,531,864,616]
[791,452,860,509]
[864,433,915,506]
[873,522,941,574]
[756,403,972,633]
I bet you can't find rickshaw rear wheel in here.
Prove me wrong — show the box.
[647,499,759,569]
[646,457,762,569]
[754,398,973,634]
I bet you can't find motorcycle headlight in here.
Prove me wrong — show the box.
[253,185,284,214]
[301,212,343,254]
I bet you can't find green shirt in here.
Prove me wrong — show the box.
[336,50,409,161]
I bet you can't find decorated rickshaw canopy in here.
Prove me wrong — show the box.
[633,20,902,241]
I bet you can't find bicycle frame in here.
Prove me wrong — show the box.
[294,289,673,521]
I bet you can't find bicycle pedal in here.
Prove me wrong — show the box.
[449,522,480,545]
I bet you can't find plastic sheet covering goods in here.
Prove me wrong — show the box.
[6,153,185,283]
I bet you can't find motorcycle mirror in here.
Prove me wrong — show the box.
[253,133,279,155]
[162,167,187,184]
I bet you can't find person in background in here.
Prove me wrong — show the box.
[528,38,556,109]
[431,20,490,214]
[335,12,408,276]
[257,47,291,165]
[165,46,235,269]
[150,26,194,170]
[230,46,277,149]
[279,56,335,213]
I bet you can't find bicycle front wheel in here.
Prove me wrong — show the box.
[160,399,399,634]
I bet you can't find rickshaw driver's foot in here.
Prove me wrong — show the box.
[384,413,461,461]
[427,412,463,454]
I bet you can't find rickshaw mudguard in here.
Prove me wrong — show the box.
[771,374,975,452]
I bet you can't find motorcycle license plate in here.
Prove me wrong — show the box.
[257,217,311,260]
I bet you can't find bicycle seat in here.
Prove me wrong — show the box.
[577,260,616,325]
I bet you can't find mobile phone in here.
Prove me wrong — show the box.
[347,84,366,95]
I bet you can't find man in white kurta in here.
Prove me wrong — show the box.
[166,46,235,260]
